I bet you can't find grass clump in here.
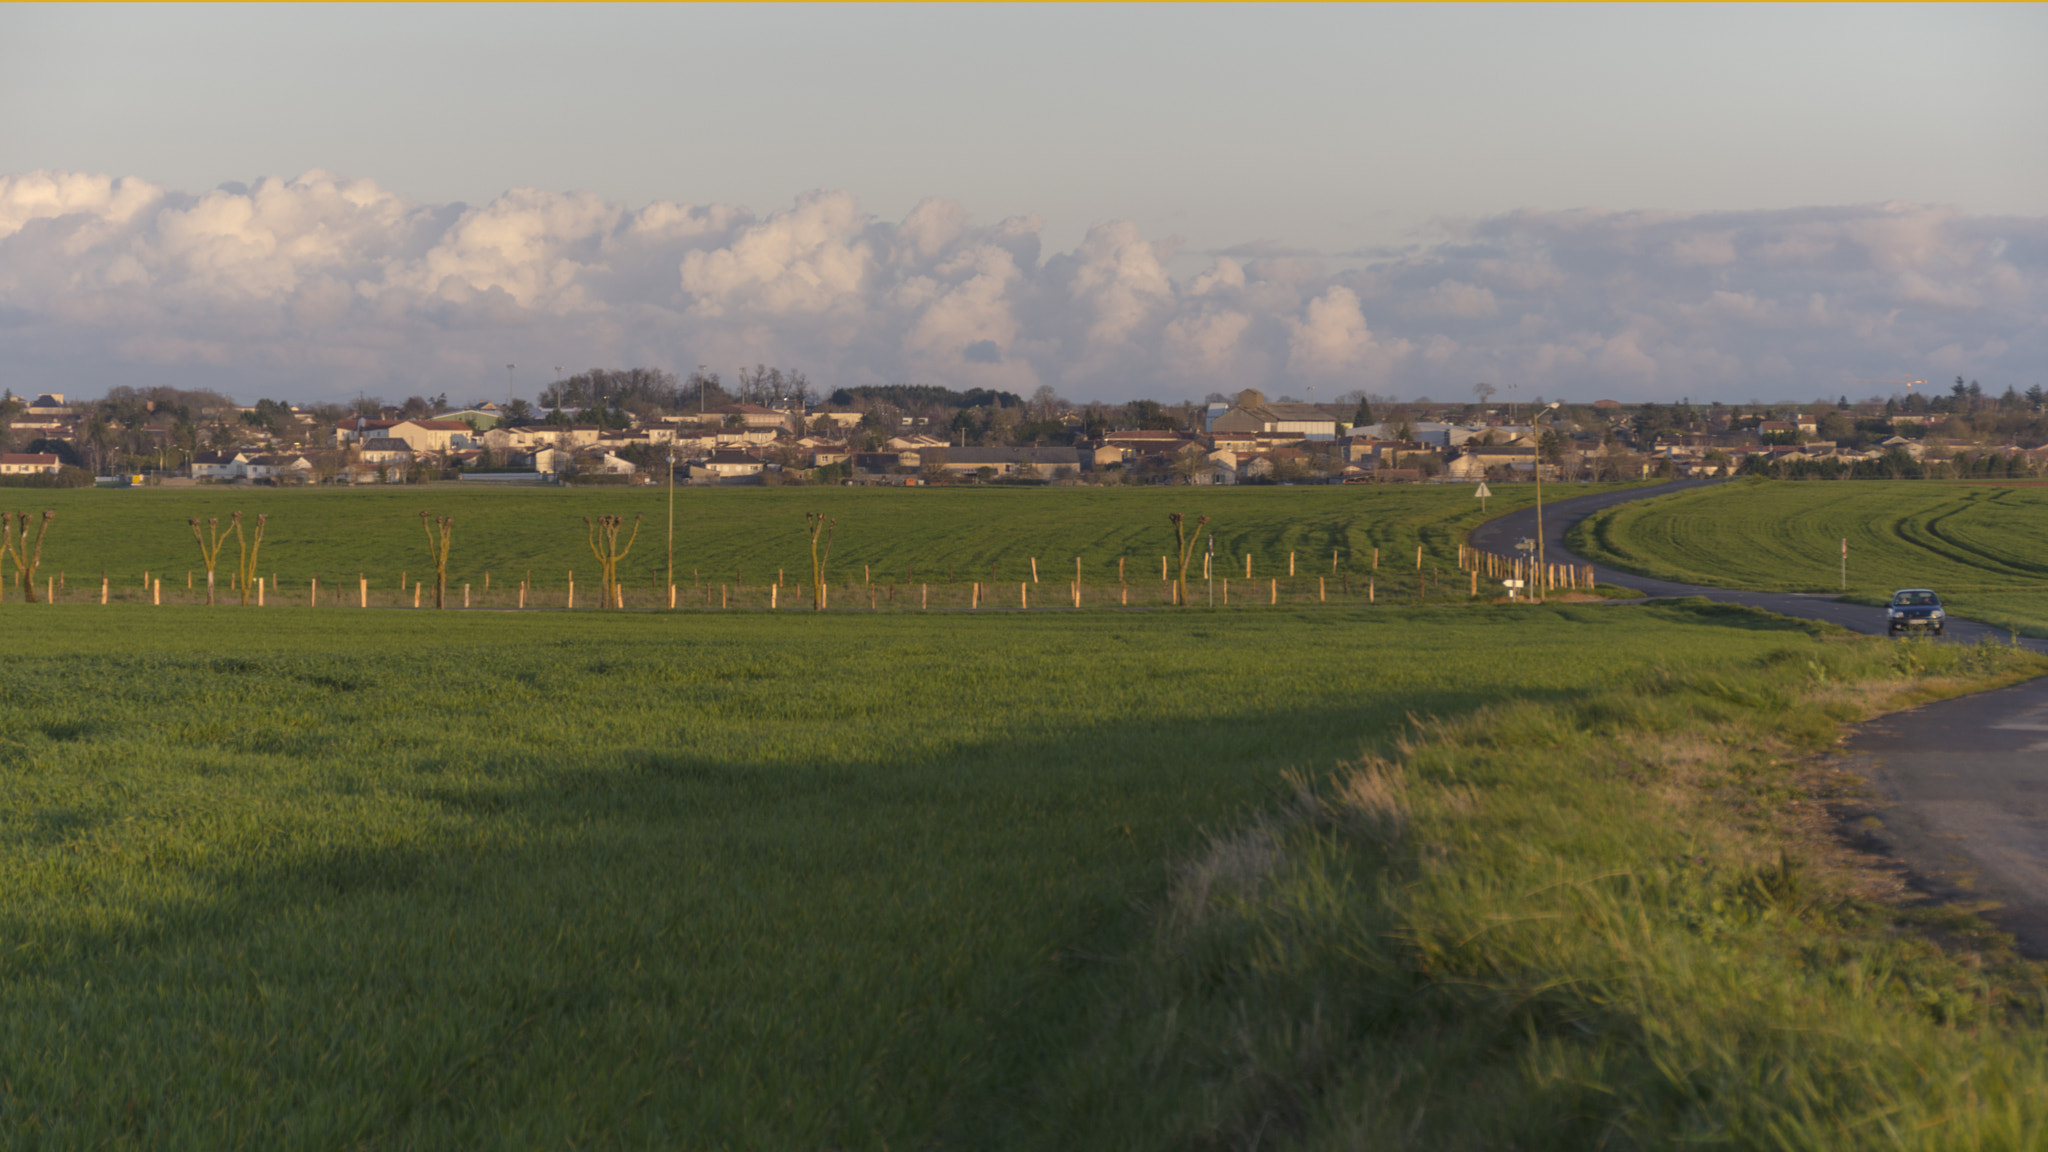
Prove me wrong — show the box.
[1028,624,2048,1150]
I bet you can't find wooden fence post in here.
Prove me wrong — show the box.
[153,579,160,605]
[359,575,367,608]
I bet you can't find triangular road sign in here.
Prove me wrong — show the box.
[1474,482,1492,499]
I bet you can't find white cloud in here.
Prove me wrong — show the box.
[0,170,2042,403]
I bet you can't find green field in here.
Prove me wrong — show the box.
[0,483,1627,609]
[1,601,2045,1147]
[1569,479,2048,636]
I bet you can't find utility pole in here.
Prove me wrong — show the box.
[668,449,677,598]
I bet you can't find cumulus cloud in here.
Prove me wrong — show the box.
[0,170,2042,403]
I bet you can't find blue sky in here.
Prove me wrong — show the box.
[1,4,2043,403]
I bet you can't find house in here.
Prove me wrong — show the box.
[335,417,401,445]
[383,419,480,454]
[927,446,1082,479]
[23,394,73,417]
[709,404,792,431]
[190,451,249,480]
[438,408,502,430]
[245,454,316,482]
[852,451,912,473]
[581,451,639,476]
[1446,444,1537,479]
[357,438,414,466]
[1206,389,1346,440]
[690,450,765,481]
[0,453,59,475]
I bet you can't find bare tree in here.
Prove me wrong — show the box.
[584,515,641,609]
[0,510,54,603]
[805,512,836,609]
[1473,382,1497,405]
[420,512,453,608]
[190,517,231,605]
[231,512,267,606]
[1168,512,1209,606]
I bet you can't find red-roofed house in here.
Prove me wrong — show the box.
[0,453,60,476]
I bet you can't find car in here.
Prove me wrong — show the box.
[1887,588,1945,636]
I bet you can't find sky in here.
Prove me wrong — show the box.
[1,3,2044,406]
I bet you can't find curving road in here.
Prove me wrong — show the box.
[1473,479,2048,953]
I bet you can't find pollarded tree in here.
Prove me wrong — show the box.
[805,512,836,609]
[232,512,267,606]
[420,511,453,608]
[1,510,54,603]
[584,515,640,609]
[190,517,231,605]
[1168,511,1209,606]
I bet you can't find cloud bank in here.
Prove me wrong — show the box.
[1,169,2041,403]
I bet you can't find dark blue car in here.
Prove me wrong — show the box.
[1887,589,1945,637]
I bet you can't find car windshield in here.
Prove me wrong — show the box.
[1892,591,1937,607]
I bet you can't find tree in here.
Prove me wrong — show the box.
[0,510,54,603]
[1472,382,1497,405]
[584,515,641,609]
[189,516,232,604]
[805,512,836,609]
[419,512,453,608]
[1168,512,1209,606]
[231,512,267,606]
[1352,397,1375,426]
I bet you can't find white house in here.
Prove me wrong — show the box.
[190,451,250,480]
[0,453,60,475]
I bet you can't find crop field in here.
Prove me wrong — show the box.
[1,601,2045,1147]
[0,482,1632,610]
[1569,478,2048,636]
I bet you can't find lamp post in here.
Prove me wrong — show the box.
[667,448,676,601]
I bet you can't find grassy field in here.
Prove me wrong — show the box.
[0,482,1630,609]
[1568,478,2048,636]
[0,601,2044,1147]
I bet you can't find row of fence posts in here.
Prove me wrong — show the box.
[1455,544,1598,597]
[11,546,1592,608]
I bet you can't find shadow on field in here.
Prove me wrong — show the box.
[0,602,1843,1146]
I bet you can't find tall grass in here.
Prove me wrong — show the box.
[1028,614,2048,1149]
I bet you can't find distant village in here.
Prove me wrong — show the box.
[2,367,2044,487]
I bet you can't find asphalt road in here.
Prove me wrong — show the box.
[1470,479,2048,953]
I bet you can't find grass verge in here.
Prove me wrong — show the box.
[1025,608,2048,1150]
